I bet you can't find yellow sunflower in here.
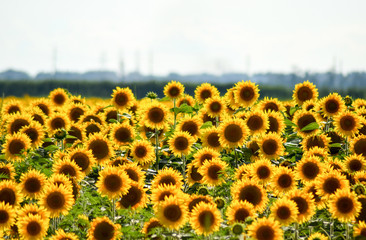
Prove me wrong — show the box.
[226,200,254,224]
[47,173,73,191]
[109,122,135,146]
[315,170,349,200]
[329,189,361,222]
[177,94,195,107]
[345,154,366,173]
[111,87,135,110]
[30,98,52,116]
[86,133,114,165]
[151,168,184,190]
[49,88,69,107]
[334,111,362,137]
[304,182,326,209]
[28,107,47,126]
[65,124,85,145]
[192,147,220,168]
[68,147,96,175]
[246,138,261,161]
[20,121,45,149]
[40,183,74,217]
[49,229,79,240]
[295,156,324,183]
[199,158,228,186]
[52,158,84,182]
[258,132,284,160]
[117,182,147,210]
[83,121,105,138]
[233,80,260,107]
[96,166,131,200]
[249,159,274,184]
[17,203,50,221]
[88,216,121,240]
[321,93,346,117]
[302,100,317,112]
[351,135,366,157]
[231,179,268,212]
[270,198,299,226]
[177,115,202,139]
[19,169,47,199]
[164,81,185,99]
[356,196,366,223]
[66,102,87,123]
[168,131,195,156]
[0,162,15,181]
[292,80,318,105]
[194,83,220,104]
[302,134,330,152]
[190,202,222,236]
[303,146,329,162]
[224,87,241,111]
[292,109,320,137]
[130,139,155,165]
[287,189,316,224]
[245,110,269,136]
[120,163,146,184]
[271,167,296,195]
[5,112,32,134]
[257,97,285,113]
[47,112,71,134]
[17,214,49,240]
[2,132,31,161]
[2,99,22,115]
[80,110,104,124]
[308,232,329,240]
[150,184,185,207]
[218,118,248,149]
[0,202,16,231]
[266,110,285,134]
[248,217,283,240]
[354,221,366,238]
[140,101,169,130]
[186,163,203,186]
[141,217,163,235]
[156,195,188,230]
[204,96,227,118]
[234,164,251,181]
[200,127,222,151]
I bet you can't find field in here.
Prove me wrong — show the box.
[0,80,366,239]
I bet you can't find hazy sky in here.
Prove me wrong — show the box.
[1,0,366,76]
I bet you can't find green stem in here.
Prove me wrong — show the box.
[345,137,349,156]
[182,154,187,192]
[345,222,350,240]
[173,98,177,129]
[330,218,334,238]
[155,128,159,171]
[234,148,238,168]
[112,198,116,223]
[215,116,219,127]
[294,222,299,240]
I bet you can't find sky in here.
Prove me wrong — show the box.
[0,0,366,76]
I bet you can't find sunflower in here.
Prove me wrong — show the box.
[30,98,52,116]
[304,147,329,162]
[86,133,114,165]
[186,163,203,186]
[19,169,46,199]
[292,109,320,137]
[68,147,96,175]
[224,87,241,111]
[283,100,295,119]
[354,99,366,109]
[266,110,285,134]
[111,87,135,111]
[177,115,202,139]
[325,158,346,173]
[47,112,71,134]
[103,107,118,124]
[226,200,254,224]
[198,108,221,127]
[3,100,22,116]
[321,93,346,117]
[140,101,169,130]
[117,182,147,210]
[69,94,86,105]
[245,110,269,136]
[200,127,222,151]
[80,110,103,124]
[53,158,84,182]
[354,221,366,238]
[235,164,251,181]
[334,111,362,137]
[329,189,361,222]
[150,184,185,206]
[295,156,324,183]
[47,173,73,191]
[246,138,261,161]
[110,156,130,167]
[151,168,184,190]
[302,134,330,152]
[66,102,86,123]
[177,94,195,107]
[164,81,185,99]
[120,163,145,184]
[141,217,163,235]
[218,118,248,149]
[2,132,31,161]
[304,182,326,209]
[269,198,298,226]
[308,232,329,240]
[17,214,49,240]
[302,100,317,112]
[204,96,227,118]
[258,133,284,160]
[17,204,50,221]
[345,154,366,173]
[168,131,195,156]
[194,83,220,104]
[356,196,366,223]
[293,80,318,105]
[156,195,188,230]
[5,112,32,134]
[49,229,79,240]
[190,202,222,236]
[0,163,15,181]
[49,88,69,107]
[351,135,366,157]
[355,172,366,184]
[28,107,47,126]
[88,216,121,240]
[109,122,134,146]
[249,159,274,184]
[271,167,296,195]
[248,217,283,240]
[315,170,349,199]
[20,122,45,149]
[231,179,268,212]
[257,97,285,113]
[96,166,131,200]
[287,189,316,223]
[0,202,16,231]
[199,158,228,186]
[84,121,105,138]
[130,139,155,165]
[40,184,74,217]
[233,80,260,107]
[65,124,85,145]
[192,147,220,168]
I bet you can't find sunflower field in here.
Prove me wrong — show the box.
[0,80,366,240]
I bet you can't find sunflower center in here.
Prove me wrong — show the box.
[51,117,66,130]
[27,221,41,236]
[89,140,109,160]
[135,146,147,158]
[248,116,264,131]
[188,198,210,212]
[199,154,214,165]
[210,101,221,113]
[256,225,275,240]
[306,136,325,149]
[32,114,45,125]
[164,205,182,222]
[208,165,221,180]
[207,132,220,148]
[66,127,82,144]
[302,162,319,179]
[25,177,41,193]
[0,188,16,206]
[298,114,316,133]
[60,165,77,177]
[115,92,128,107]
[36,103,49,115]
[70,107,84,122]
[361,229,366,236]
[148,107,165,123]
[239,185,262,206]
[354,139,366,157]
[198,210,214,229]
[357,197,366,222]
[83,115,102,124]
[257,166,270,179]
[168,86,180,97]
[323,177,341,194]
[190,166,203,181]
[120,185,142,208]
[46,191,65,210]
[0,168,10,179]
[268,117,279,133]
[200,90,212,100]
[158,192,173,201]
[240,87,254,101]
[106,110,118,123]
[8,140,25,155]
[224,124,243,143]
[125,169,139,182]
[277,206,291,220]
[297,86,313,102]
[158,176,176,186]
[182,121,198,136]
[115,127,131,143]
[24,128,39,144]
[278,174,292,188]
[174,136,189,151]
[340,116,356,131]
[291,197,308,214]
[234,208,249,222]
[10,119,30,134]
[146,220,162,234]
[336,197,354,214]
[0,210,9,224]
[93,221,115,240]
[54,94,66,105]
[249,141,260,156]
[104,174,122,192]
[262,139,278,156]
[71,153,90,171]
[349,159,363,172]
[325,100,339,113]
[86,124,101,137]
[8,106,20,114]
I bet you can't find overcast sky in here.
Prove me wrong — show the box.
[1,0,365,76]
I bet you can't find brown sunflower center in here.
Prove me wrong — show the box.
[277,206,291,220]
[168,86,180,97]
[256,225,275,240]
[207,132,220,148]
[325,100,339,113]
[158,192,173,201]
[164,204,182,222]
[115,92,128,107]
[25,177,41,193]
[262,139,278,156]
[207,165,221,180]
[158,176,176,186]
[24,128,39,144]
[60,165,77,177]
[190,166,203,181]
[240,87,255,101]
[234,208,249,222]
[8,140,25,155]
[306,136,325,149]
[148,107,165,123]
[264,103,279,112]
[291,196,308,214]
[54,94,66,105]
[199,154,214,165]
[268,117,279,133]
[356,197,366,222]
[106,110,117,123]
[89,140,109,160]
[297,114,316,133]
[340,116,356,131]
[27,221,41,236]
[37,104,49,116]
[32,114,45,125]
[0,188,16,206]
[200,90,212,100]
[249,141,260,156]
[257,166,270,179]
[189,198,211,212]
[104,174,122,192]
[8,106,21,114]
[277,174,292,188]
[239,185,262,206]
[125,169,139,182]
[46,191,65,210]
[0,210,9,224]
[115,127,131,143]
[209,101,221,113]
[119,185,142,208]
[354,138,366,157]
[182,121,198,136]
[174,136,189,151]
[93,221,115,240]
[297,86,313,102]
[308,186,322,202]
[349,159,363,172]
[224,124,243,143]
[51,117,66,130]
[70,107,84,122]
[336,197,354,214]
[0,168,10,179]
[71,153,90,171]
[198,210,214,229]
[135,146,147,158]
[85,124,101,137]
[83,115,102,124]
[323,177,341,194]
[146,220,162,234]
[302,162,319,179]
[10,119,30,134]
[66,127,82,144]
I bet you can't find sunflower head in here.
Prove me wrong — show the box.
[186,163,203,186]
[88,216,121,240]
[5,112,32,135]
[17,214,49,240]
[293,80,318,105]
[86,133,114,165]
[329,189,361,222]
[248,217,283,240]
[130,139,155,165]
[2,100,22,115]
[164,81,185,99]
[190,202,222,236]
[295,156,324,183]
[168,131,195,156]
[117,182,147,210]
[226,200,254,224]
[20,169,47,199]
[345,154,366,173]
[2,132,31,161]
[194,83,220,104]
[111,87,135,110]
[200,127,222,151]
[334,111,362,137]
[218,118,248,149]
[140,101,169,130]
[96,166,131,200]
[199,158,228,186]
[233,80,260,107]
[204,96,227,118]
[151,168,183,190]
[231,179,268,212]
[287,189,316,223]
[156,195,188,230]
[49,88,69,107]
[40,183,74,218]
[292,109,320,138]
[245,110,269,136]
[258,132,284,160]
[321,93,346,117]
[141,217,163,236]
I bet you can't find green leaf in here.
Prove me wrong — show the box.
[66,135,78,139]
[284,118,297,127]
[289,107,298,115]
[108,119,118,124]
[44,145,59,152]
[300,122,319,132]
[200,121,213,129]
[329,143,342,148]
